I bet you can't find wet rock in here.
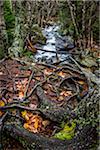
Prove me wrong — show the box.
[67,44,75,50]
[41,56,47,62]
[55,35,74,51]
[46,58,53,64]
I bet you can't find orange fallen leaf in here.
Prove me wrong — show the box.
[0,100,5,116]
[60,91,72,97]
[0,100,5,106]
[78,80,85,85]
[44,69,53,75]
[35,76,41,81]
[23,114,43,133]
[21,110,27,117]
[34,118,39,129]
[0,111,4,116]
[23,113,51,133]
[24,123,29,129]
[21,110,29,121]
[19,91,24,98]
[58,71,66,78]
[24,123,38,133]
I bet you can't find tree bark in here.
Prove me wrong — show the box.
[87,2,94,49]
[67,0,83,50]
[0,0,8,59]
[8,0,33,57]
[82,0,86,49]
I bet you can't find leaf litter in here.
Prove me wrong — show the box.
[0,58,89,137]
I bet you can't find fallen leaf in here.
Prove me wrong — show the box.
[42,120,50,127]
[24,123,29,129]
[58,96,64,101]
[44,69,53,75]
[21,110,29,121]
[35,76,41,81]
[19,91,24,98]
[78,80,85,85]
[60,91,72,97]
[0,100,5,116]
[58,71,66,78]
[24,123,38,133]
[0,111,4,116]
[0,100,5,106]
[34,118,39,129]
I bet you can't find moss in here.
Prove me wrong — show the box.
[54,120,76,140]
[3,0,15,46]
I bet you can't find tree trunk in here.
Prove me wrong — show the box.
[87,2,94,49]
[67,0,83,50]
[8,0,32,58]
[0,0,8,59]
[82,0,86,49]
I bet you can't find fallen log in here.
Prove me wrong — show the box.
[3,123,97,150]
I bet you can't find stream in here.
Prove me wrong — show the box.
[34,25,74,63]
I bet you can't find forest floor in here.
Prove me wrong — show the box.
[0,49,99,149]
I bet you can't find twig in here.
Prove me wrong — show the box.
[56,66,83,75]
[0,57,7,64]
[14,75,30,78]
[24,71,34,97]
[23,81,45,100]
[0,104,41,114]
[52,58,70,65]
[69,56,83,71]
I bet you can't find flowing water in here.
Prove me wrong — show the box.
[34,25,74,63]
